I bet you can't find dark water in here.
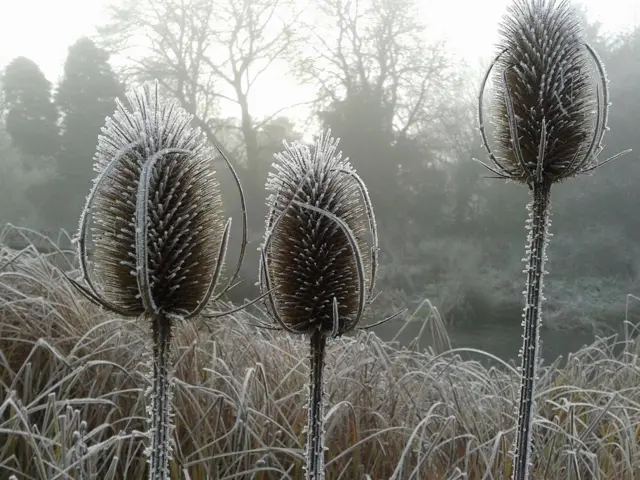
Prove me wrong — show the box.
[374,320,626,364]
[446,324,603,363]
[227,279,632,364]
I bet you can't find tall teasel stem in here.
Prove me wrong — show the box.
[513,181,550,478]
[474,1,631,478]
[259,131,380,479]
[148,315,173,480]
[65,80,253,480]
[305,330,327,480]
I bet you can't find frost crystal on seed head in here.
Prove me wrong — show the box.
[261,130,372,336]
[80,80,225,317]
[478,0,617,186]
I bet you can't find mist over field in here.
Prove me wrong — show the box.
[2,0,639,360]
[2,1,640,478]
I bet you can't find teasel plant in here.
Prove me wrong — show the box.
[475,1,631,478]
[62,80,260,480]
[257,131,400,479]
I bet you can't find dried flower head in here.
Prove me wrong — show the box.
[258,130,383,480]
[475,2,631,479]
[65,80,251,480]
[477,0,629,186]
[71,81,236,320]
[259,131,378,337]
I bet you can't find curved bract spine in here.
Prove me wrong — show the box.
[258,130,382,479]
[67,80,251,480]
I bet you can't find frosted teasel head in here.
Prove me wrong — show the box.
[258,131,379,337]
[68,81,246,320]
[477,0,630,186]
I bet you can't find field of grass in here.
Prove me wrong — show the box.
[1,228,640,479]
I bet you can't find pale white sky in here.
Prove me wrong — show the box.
[0,0,638,119]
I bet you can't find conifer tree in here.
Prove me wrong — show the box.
[2,57,59,160]
[55,37,124,225]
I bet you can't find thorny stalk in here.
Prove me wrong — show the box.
[305,331,327,480]
[513,181,551,479]
[147,315,174,480]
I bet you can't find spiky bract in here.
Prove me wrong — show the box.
[83,81,224,317]
[261,132,371,336]
[488,0,602,185]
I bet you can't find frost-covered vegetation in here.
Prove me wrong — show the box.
[1,227,640,479]
[2,0,640,478]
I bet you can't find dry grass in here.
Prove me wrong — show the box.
[1,227,640,479]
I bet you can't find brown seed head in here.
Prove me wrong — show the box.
[481,0,608,185]
[80,81,225,317]
[260,132,374,336]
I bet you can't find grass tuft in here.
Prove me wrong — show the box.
[1,231,640,478]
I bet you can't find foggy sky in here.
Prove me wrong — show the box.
[1,0,638,121]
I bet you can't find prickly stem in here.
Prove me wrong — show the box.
[512,180,551,480]
[147,314,173,480]
[304,330,327,480]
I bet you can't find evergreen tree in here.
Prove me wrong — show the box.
[53,37,124,227]
[2,57,59,160]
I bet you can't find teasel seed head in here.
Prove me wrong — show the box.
[259,130,378,337]
[477,0,630,186]
[73,81,229,319]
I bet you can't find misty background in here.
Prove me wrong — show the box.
[1,0,639,363]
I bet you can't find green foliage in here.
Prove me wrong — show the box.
[321,92,450,237]
[376,231,637,341]
[0,128,53,226]
[555,25,640,239]
[56,38,123,171]
[1,57,59,159]
[320,92,398,208]
[46,37,124,230]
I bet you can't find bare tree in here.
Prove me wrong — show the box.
[294,0,459,137]
[100,0,305,164]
